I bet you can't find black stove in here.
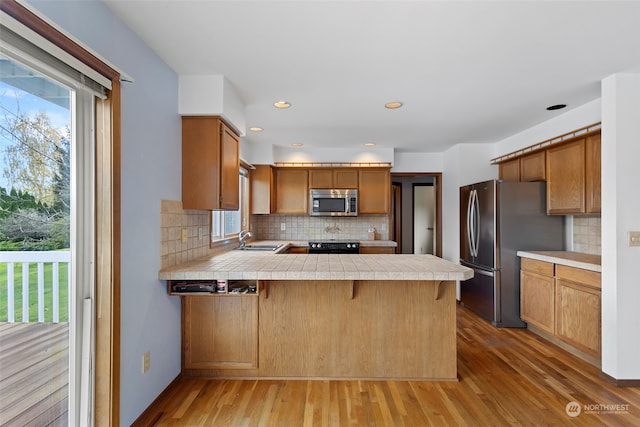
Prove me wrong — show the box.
[308,240,359,254]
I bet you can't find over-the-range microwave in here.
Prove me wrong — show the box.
[309,189,358,217]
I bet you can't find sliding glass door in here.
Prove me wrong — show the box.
[0,49,95,425]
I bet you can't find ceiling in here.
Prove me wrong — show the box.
[103,0,640,154]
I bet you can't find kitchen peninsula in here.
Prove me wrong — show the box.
[159,244,473,380]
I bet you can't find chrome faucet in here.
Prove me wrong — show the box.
[238,230,253,249]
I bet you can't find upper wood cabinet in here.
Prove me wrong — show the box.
[546,132,601,215]
[358,168,390,214]
[274,168,309,214]
[585,133,601,213]
[498,151,545,182]
[498,158,520,181]
[182,116,239,210]
[308,168,358,188]
[520,151,546,182]
[250,165,275,214]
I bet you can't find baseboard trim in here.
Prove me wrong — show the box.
[601,372,640,387]
[131,374,183,427]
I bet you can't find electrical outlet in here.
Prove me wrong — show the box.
[181,228,188,243]
[142,351,150,373]
[198,227,204,240]
[281,223,286,231]
[629,231,640,247]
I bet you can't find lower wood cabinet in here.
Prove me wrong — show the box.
[520,257,601,362]
[182,295,259,370]
[359,246,395,254]
[520,259,555,334]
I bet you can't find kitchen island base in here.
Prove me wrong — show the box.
[181,280,457,380]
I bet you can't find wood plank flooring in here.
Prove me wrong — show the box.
[0,322,69,427]
[133,304,640,426]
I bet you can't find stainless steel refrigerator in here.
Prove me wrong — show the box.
[459,180,564,327]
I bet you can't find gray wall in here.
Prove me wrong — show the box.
[29,1,182,424]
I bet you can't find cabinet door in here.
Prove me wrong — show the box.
[520,151,546,182]
[220,122,240,210]
[308,169,333,189]
[275,168,309,214]
[498,158,520,182]
[546,139,585,214]
[520,270,555,334]
[585,133,601,213]
[250,165,274,214]
[360,247,395,254]
[182,117,220,210]
[183,296,258,369]
[358,168,390,214]
[555,280,601,359]
[333,169,358,188]
[182,117,239,210]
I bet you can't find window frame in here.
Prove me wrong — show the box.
[211,167,249,243]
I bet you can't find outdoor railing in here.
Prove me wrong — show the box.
[0,251,71,323]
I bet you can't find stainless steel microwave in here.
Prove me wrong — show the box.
[309,189,358,217]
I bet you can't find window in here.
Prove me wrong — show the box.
[211,168,248,242]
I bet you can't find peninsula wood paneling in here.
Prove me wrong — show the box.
[183,280,456,379]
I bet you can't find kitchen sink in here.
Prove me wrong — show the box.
[236,244,284,251]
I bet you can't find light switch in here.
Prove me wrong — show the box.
[629,231,640,247]
[181,228,188,243]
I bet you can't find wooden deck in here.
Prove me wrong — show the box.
[0,322,69,427]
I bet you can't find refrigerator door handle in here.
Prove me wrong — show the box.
[466,189,475,258]
[472,189,480,258]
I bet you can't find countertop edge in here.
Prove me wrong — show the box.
[517,251,601,272]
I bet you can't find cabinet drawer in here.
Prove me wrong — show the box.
[521,258,554,276]
[555,265,601,289]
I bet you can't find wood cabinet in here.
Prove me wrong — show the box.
[309,168,359,189]
[519,257,601,362]
[274,168,309,214]
[286,246,308,254]
[498,151,545,182]
[520,151,546,182]
[182,116,239,210]
[585,133,601,213]
[250,165,274,214]
[182,295,258,370]
[498,158,520,182]
[546,132,601,215]
[358,168,390,214]
[520,258,555,334]
[555,265,601,359]
[360,246,395,254]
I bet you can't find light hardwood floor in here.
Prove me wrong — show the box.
[133,304,640,426]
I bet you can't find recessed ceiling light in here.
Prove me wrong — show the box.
[249,127,263,132]
[291,143,303,147]
[274,101,291,109]
[546,104,567,111]
[364,142,376,147]
[385,101,403,109]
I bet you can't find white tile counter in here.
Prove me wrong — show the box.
[158,250,472,282]
[517,250,601,272]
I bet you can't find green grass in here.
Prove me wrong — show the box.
[0,261,69,322]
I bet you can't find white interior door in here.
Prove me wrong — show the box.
[413,185,435,254]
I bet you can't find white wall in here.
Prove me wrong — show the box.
[601,73,640,380]
[28,1,182,424]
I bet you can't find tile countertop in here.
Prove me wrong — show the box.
[158,249,472,282]
[517,251,601,273]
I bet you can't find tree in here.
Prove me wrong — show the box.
[1,110,65,206]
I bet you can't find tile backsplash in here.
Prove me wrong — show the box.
[160,200,211,269]
[572,215,601,255]
[250,214,389,241]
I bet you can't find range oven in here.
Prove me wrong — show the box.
[308,241,360,254]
